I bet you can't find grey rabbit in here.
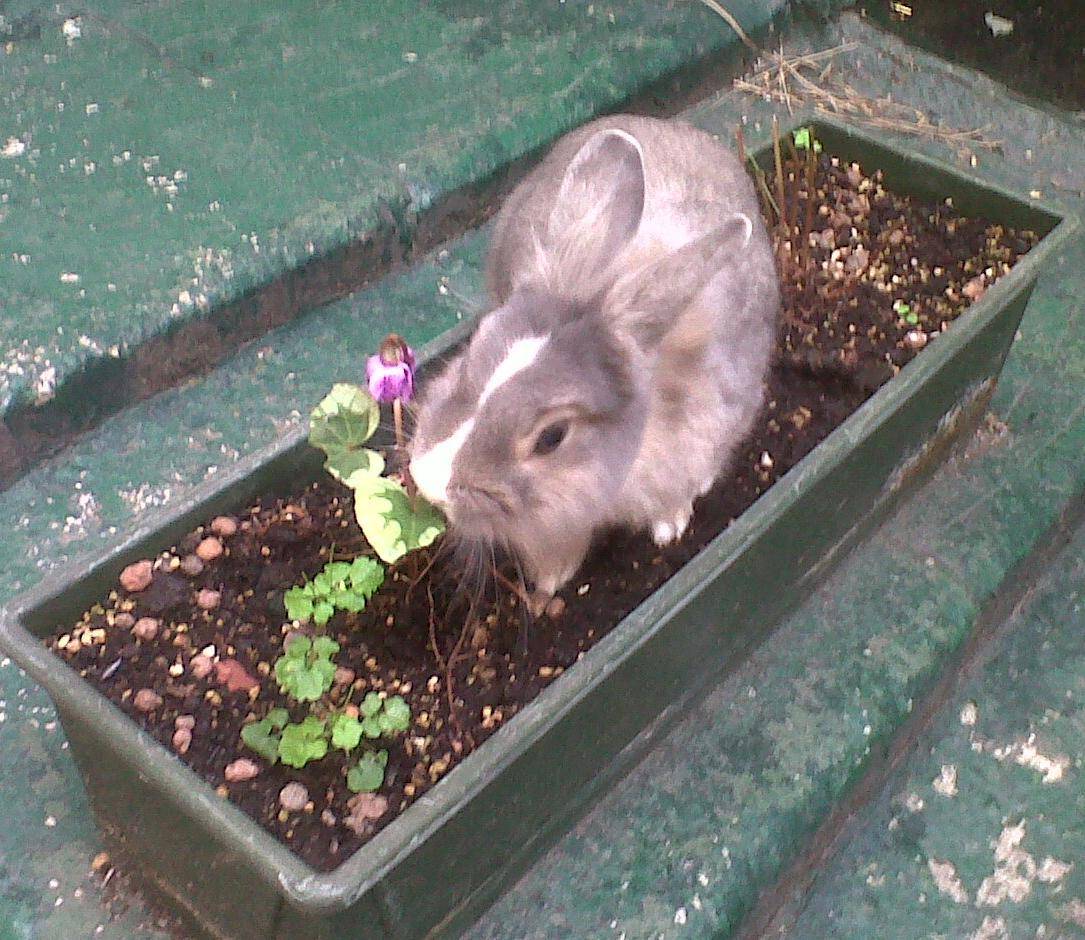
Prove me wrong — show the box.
[408,114,779,610]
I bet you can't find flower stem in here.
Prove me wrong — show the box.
[392,398,405,452]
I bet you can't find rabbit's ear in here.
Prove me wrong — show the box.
[605,212,754,348]
[545,129,646,287]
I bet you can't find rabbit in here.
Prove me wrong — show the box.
[408,114,779,611]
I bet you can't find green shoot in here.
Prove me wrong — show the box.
[274,635,340,702]
[792,126,823,154]
[278,716,328,768]
[348,750,389,793]
[240,707,289,762]
[284,556,385,626]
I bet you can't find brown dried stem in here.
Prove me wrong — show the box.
[732,43,1001,151]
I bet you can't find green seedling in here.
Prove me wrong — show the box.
[358,693,411,739]
[284,556,386,627]
[894,299,920,325]
[240,707,289,763]
[274,635,340,703]
[348,749,389,793]
[330,712,365,752]
[792,126,823,154]
[278,716,329,769]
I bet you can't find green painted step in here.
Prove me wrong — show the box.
[789,518,1085,940]
[2,11,1085,939]
[0,0,787,481]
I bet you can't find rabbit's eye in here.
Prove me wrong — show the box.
[533,420,569,456]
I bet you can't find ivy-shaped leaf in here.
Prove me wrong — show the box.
[330,714,364,752]
[284,587,313,623]
[240,708,289,763]
[279,717,328,768]
[346,472,445,564]
[360,692,382,718]
[347,750,389,793]
[309,384,385,482]
[380,696,411,734]
[274,635,339,702]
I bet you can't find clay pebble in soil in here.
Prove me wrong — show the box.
[172,727,192,754]
[47,151,1038,873]
[196,589,221,611]
[132,617,159,641]
[225,759,259,783]
[210,516,238,538]
[119,560,153,593]
[279,783,309,813]
[133,689,162,713]
[179,555,204,577]
[189,654,213,680]
[195,537,223,562]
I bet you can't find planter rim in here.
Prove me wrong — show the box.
[0,114,1076,915]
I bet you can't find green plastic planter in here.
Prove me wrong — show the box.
[0,119,1072,940]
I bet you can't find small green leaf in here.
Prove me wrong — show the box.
[381,695,411,734]
[362,715,383,739]
[312,602,334,626]
[284,588,314,623]
[349,557,386,598]
[279,717,328,768]
[347,750,388,793]
[792,127,811,150]
[309,384,383,482]
[331,714,364,752]
[325,562,351,583]
[360,692,382,718]
[284,635,311,658]
[312,636,340,659]
[348,473,446,564]
[339,592,366,613]
[240,709,289,763]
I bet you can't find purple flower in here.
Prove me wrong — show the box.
[366,334,415,403]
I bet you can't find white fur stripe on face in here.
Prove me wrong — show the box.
[409,418,475,506]
[478,335,549,408]
[409,335,549,504]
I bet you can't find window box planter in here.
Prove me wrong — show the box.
[0,118,1071,940]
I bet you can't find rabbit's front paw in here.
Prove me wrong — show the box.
[651,506,692,546]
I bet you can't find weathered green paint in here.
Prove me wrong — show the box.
[791,518,1085,939]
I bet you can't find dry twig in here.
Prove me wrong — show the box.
[695,0,1001,150]
[732,42,1001,150]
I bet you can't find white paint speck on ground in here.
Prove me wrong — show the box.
[977,820,1040,907]
[928,858,969,904]
[932,764,958,797]
[674,907,687,925]
[904,792,925,813]
[985,733,1070,783]
[961,701,979,725]
[972,915,1009,940]
[1037,857,1073,883]
[1,137,27,158]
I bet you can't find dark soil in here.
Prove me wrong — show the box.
[48,145,1039,872]
[864,0,1085,112]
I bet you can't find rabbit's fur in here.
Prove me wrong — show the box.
[409,115,779,603]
